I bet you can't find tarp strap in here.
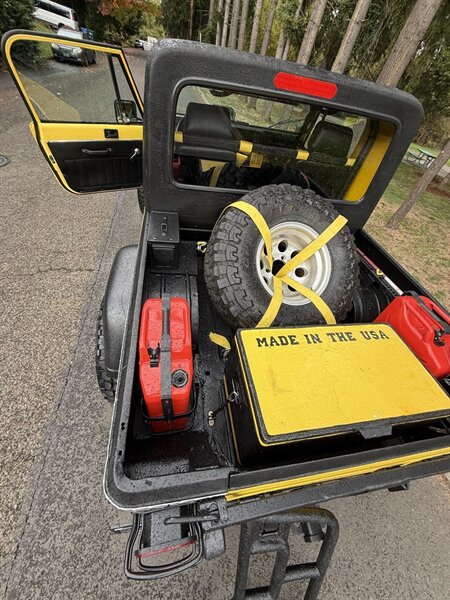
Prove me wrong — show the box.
[209,332,231,351]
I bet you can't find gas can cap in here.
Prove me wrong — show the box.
[172,369,189,388]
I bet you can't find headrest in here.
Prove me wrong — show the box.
[308,121,353,158]
[183,102,240,141]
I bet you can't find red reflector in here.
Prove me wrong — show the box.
[274,72,337,99]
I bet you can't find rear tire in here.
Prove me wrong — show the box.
[96,302,117,403]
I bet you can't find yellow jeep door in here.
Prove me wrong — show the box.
[2,31,143,193]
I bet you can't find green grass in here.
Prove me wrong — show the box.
[382,162,450,220]
[33,21,55,61]
[367,161,449,307]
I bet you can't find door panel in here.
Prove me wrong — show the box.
[2,31,143,194]
[48,140,142,192]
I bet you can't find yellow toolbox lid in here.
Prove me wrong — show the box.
[235,324,450,446]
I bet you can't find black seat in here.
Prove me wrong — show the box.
[307,121,353,158]
[177,102,240,162]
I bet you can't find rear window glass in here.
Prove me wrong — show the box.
[173,85,394,201]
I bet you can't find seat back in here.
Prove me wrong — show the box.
[177,102,240,162]
[307,121,353,159]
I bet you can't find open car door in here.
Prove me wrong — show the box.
[2,30,143,193]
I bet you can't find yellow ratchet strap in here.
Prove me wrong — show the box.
[228,201,348,327]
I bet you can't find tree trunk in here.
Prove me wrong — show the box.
[282,39,291,60]
[229,0,241,49]
[221,0,232,46]
[275,29,286,59]
[296,0,327,65]
[249,0,264,53]
[238,0,250,51]
[189,0,195,40]
[331,0,372,73]
[216,0,224,45]
[208,0,216,25]
[377,0,444,87]
[260,0,278,56]
[388,139,450,229]
[438,170,450,190]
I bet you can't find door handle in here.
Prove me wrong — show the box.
[81,148,112,155]
[130,147,141,161]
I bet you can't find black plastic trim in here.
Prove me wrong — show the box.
[103,245,138,378]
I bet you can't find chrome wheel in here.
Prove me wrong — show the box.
[256,221,332,306]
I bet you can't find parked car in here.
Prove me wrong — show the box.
[52,28,96,66]
[34,0,79,31]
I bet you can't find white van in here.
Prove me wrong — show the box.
[34,1,80,31]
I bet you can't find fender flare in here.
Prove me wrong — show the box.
[102,245,138,379]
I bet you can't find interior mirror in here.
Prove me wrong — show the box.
[114,99,140,123]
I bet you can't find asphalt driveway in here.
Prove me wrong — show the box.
[0,47,449,599]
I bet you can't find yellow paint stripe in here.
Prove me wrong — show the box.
[226,446,450,501]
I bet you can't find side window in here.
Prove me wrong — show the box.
[12,39,142,125]
[173,85,389,201]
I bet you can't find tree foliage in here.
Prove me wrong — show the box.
[0,0,38,64]
[92,0,159,43]
[0,0,35,35]
[160,0,209,40]
[65,1,160,43]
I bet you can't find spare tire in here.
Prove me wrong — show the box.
[204,184,358,329]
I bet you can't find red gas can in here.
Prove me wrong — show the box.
[375,292,450,379]
[139,296,193,433]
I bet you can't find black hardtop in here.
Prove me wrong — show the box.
[143,39,423,233]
